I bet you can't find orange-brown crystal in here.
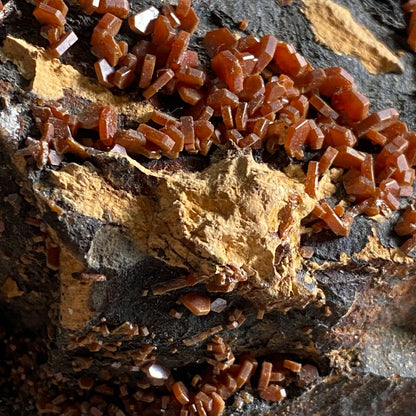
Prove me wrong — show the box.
[250,34,278,73]
[260,385,286,402]
[94,58,115,87]
[203,28,237,58]
[305,161,319,198]
[98,12,122,36]
[354,108,400,138]
[112,66,136,89]
[309,94,339,120]
[142,69,174,99]
[98,105,118,146]
[274,42,308,78]
[258,361,273,391]
[211,50,244,93]
[33,3,66,27]
[50,30,78,58]
[138,123,175,152]
[166,30,190,69]
[113,129,146,154]
[128,6,159,35]
[95,0,129,18]
[172,381,190,405]
[182,293,211,316]
[319,146,338,173]
[284,119,310,159]
[236,360,255,388]
[331,88,369,123]
[178,6,199,34]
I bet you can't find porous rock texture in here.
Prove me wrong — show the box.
[0,0,416,415]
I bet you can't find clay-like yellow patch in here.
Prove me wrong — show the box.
[0,36,153,121]
[34,153,317,315]
[355,228,413,264]
[302,0,402,74]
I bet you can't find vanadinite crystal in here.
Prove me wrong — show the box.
[29,5,416,240]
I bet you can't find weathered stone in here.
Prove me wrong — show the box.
[1,0,416,415]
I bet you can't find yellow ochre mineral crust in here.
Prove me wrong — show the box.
[33,152,317,312]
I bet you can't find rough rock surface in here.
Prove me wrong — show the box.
[1,0,416,415]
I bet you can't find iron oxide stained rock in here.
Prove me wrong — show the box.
[0,0,416,415]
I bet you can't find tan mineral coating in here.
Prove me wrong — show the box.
[355,228,413,264]
[152,153,316,308]
[316,168,342,200]
[59,246,94,330]
[0,277,24,298]
[302,0,403,74]
[33,152,318,320]
[0,36,153,122]
[309,227,414,275]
